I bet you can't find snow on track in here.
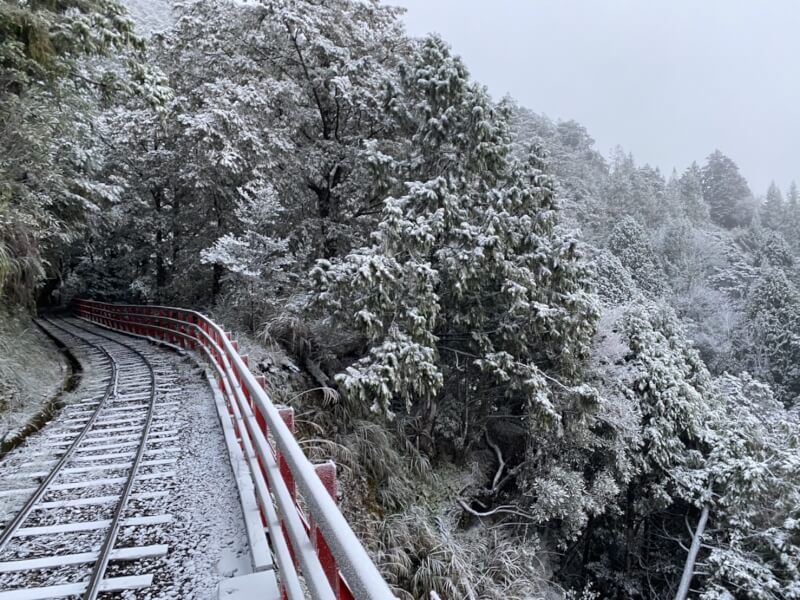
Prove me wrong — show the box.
[0,318,249,598]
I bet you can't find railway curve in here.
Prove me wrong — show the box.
[0,317,248,599]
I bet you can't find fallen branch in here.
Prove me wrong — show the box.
[457,498,534,520]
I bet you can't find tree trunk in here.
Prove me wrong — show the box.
[171,192,181,275]
[212,263,223,299]
[674,504,710,600]
[310,165,343,260]
[313,184,336,260]
[622,486,635,576]
[211,194,224,299]
[581,517,594,582]
[155,231,166,289]
[150,187,167,298]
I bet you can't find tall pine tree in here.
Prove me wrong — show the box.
[313,36,598,452]
[701,150,754,229]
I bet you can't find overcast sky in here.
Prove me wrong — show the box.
[391,0,800,195]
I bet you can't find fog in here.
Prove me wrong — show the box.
[393,0,800,195]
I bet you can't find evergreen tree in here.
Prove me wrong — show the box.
[678,162,710,224]
[701,150,754,229]
[737,269,800,406]
[658,218,707,289]
[753,229,794,268]
[313,36,598,454]
[588,248,638,305]
[607,216,666,296]
[581,302,713,596]
[783,180,799,246]
[0,0,147,305]
[694,373,800,599]
[603,151,669,230]
[509,104,608,230]
[759,181,785,231]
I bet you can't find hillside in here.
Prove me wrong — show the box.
[1,0,798,598]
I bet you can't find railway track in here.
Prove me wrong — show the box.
[0,303,398,600]
[0,318,183,599]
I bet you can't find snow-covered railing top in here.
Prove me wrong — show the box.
[74,299,396,600]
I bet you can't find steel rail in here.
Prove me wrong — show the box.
[73,313,310,599]
[76,301,398,600]
[0,318,119,554]
[73,312,328,597]
[58,318,160,600]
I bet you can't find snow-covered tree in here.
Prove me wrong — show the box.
[760,182,786,231]
[738,269,800,406]
[313,36,599,456]
[693,373,800,599]
[602,151,669,231]
[678,162,710,224]
[752,229,794,269]
[701,150,754,229]
[201,183,296,329]
[0,0,148,305]
[509,105,608,229]
[783,180,799,247]
[80,0,407,304]
[607,216,666,297]
[574,301,713,596]
[621,303,710,492]
[587,248,639,305]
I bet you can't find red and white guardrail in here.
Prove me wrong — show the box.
[74,299,396,600]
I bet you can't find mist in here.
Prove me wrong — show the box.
[393,0,800,195]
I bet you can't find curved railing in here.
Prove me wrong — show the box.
[74,299,396,600]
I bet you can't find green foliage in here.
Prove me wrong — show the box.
[607,216,666,297]
[622,303,710,485]
[313,37,599,456]
[738,269,800,405]
[696,373,800,598]
[0,0,147,306]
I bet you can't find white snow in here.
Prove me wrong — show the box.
[215,571,280,600]
[0,316,68,447]
[0,320,252,598]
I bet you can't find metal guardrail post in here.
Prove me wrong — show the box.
[314,462,339,597]
[73,299,397,600]
[278,405,299,587]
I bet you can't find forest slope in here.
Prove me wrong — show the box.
[1,1,799,598]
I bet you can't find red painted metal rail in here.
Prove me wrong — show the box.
[74,299,396,600]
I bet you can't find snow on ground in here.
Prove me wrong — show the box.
[0,321,251,598]
[129,352,252,599]
[0,312,68,446]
